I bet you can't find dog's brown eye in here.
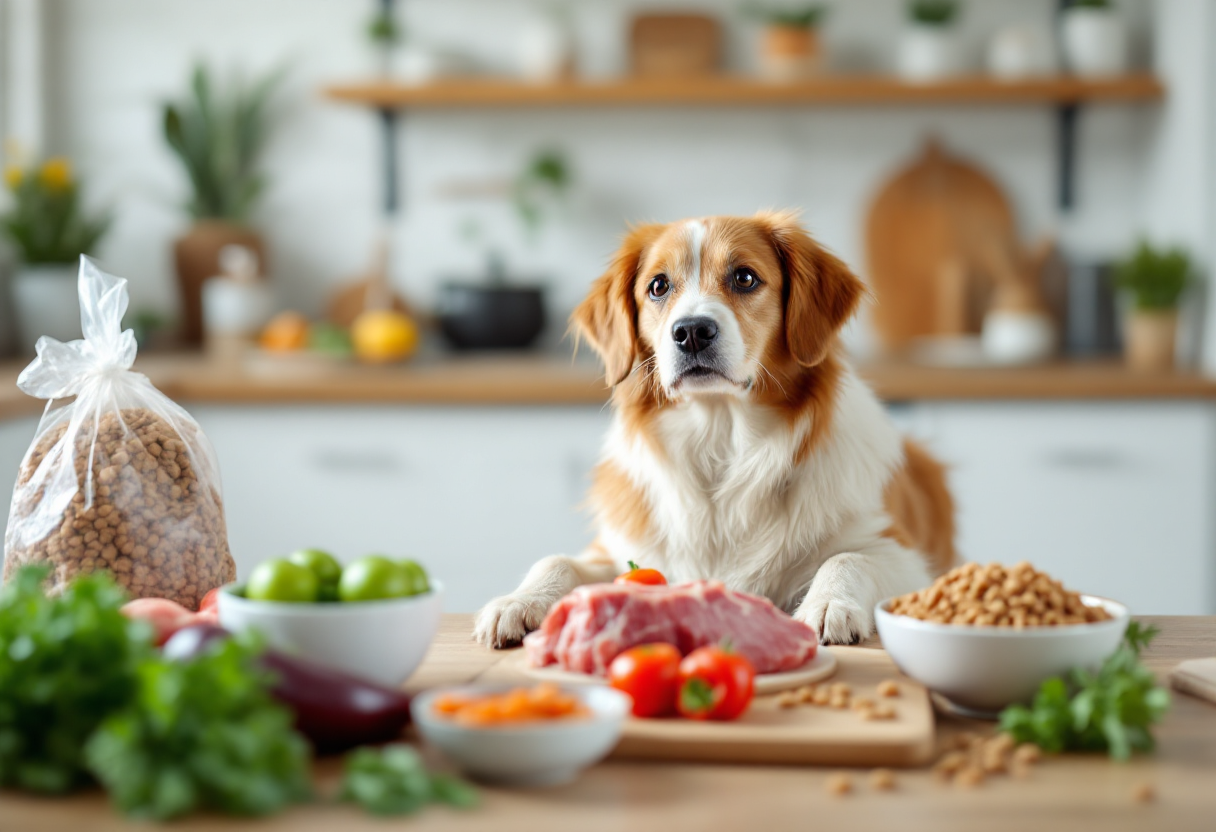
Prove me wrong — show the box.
[648,275,670,300]
[733,268,759,292]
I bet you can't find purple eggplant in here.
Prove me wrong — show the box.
[164,624,413,754]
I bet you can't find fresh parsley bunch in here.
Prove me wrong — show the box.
[999,622,1170,760]
[0,565,152,793]
[85,635,312,820]
[341,744,477,816]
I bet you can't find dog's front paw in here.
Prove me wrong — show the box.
[473,594,551,649]
[797,593,874,645]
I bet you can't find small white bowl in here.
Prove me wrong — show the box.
[411,685,630,787]
[875,595,1129,716]
[217,581,444,687]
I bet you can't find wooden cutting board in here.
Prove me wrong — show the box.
[481,647,935,767]
[865,139,1016,350]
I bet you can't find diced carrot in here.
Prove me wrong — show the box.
[432,685,589,726]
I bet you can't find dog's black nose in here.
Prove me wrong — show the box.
[672,317,718,355]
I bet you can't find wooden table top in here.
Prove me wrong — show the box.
[3,614,1214,831]
[3,352,1216,423]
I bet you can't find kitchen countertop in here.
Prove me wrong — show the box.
[3,614,1214,832]
[3,352,1216,422]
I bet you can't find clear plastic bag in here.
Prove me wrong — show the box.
[3,258,234,609]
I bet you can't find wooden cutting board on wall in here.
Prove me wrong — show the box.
[482,647,935,767]
[865,140,1017,351]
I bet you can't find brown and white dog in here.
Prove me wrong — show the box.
[474,211,955,647]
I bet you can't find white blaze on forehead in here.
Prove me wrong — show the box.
[684,220,706,291]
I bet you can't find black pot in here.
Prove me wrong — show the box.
[438,283,547,351]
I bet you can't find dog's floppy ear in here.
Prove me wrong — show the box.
[571,223,665,386]
[761,211,866,368]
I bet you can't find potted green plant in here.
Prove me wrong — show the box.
[2,156,111,351]
[1113,241,1191,371]
[163,63,282,345]
[1061,0,1128,77]
[748,4,828,82]
[367,6,402,76]
[898,0,961,82]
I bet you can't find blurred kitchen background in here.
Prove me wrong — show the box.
[1,0,1214,615]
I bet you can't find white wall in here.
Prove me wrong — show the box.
[27,0,1208,354]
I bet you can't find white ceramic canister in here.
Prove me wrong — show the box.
[897,23,959,82]
[1061,7,1129,77]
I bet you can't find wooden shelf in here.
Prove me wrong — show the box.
[323,73,1165,110]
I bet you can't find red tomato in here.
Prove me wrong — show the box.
[614,561,667,587]
[676,645,756,721]
[608,643,682,718]
[198,587,222,614]
[120,598,196,647]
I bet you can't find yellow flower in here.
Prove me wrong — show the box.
[3,165,21,190]
[39,157,72,191]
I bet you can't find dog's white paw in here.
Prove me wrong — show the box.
[473,593,551,649]
[797,593,874,645]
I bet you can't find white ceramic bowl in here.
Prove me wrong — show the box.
[217,580,443,687]
[411,685,630,787]
[875,595,1129,716]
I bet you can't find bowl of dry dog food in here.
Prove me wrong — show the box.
[875,562,1128,717]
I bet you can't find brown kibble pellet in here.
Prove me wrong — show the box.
[851,697,875,713]
[869,769,896,791]
[933,751,967,776]
[954,766,985,788]
[864,703,896,721]
[829,695,850,710]
[888,562,1111,627]
[3,408,234,610]
[812,688,831,706]
[797,685,817,703]
[825,773,853,796]
[1132,783,1155,803]
[830,682,852,697]
[1012,743,1041,766]
[876,680,900,698]
[776,692,800,709]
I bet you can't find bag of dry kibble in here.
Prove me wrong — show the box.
[2,258,234,609]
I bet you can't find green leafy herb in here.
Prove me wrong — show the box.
[0,565,151,793]
[340,744,478,816]
[85,635,312,821]
[999,622,1171,760]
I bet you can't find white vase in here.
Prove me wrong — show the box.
[517,11,574,82]
[12,263,82,353]
[1061,8,1128,77]
[897,24,959,83]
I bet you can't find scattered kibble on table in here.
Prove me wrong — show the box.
[825,773,853,796]
[932,731,1043,789]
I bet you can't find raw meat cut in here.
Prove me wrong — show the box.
[524,581,819,676]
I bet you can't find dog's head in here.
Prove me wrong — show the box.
[572,211,865,399]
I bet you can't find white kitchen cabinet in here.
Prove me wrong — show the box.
[4,399,1214,617]
[191,406,611,613]
[903,402,1216,615]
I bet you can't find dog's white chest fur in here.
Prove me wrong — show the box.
[604,371,903,611]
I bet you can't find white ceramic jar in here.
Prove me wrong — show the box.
[12,262,82,352]
[897,23,959,82]
[1061,7,1129,77]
